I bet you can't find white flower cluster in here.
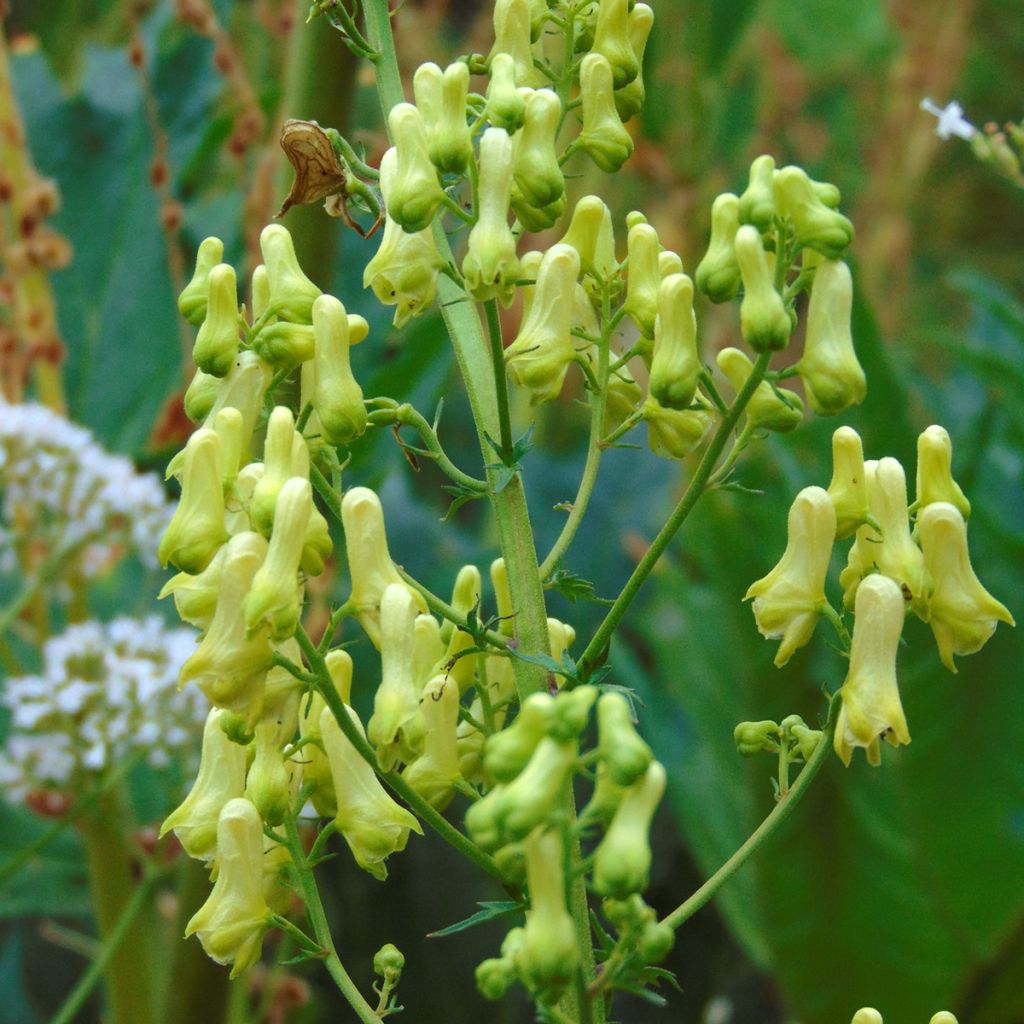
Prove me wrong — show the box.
[0,400,174,574]
[0,616,205,803]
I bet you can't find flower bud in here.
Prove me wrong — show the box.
[547,682,595,740]
[774,166,854,258]
[250,406,298,536]
[415,61,473,174]
[179,236,225,325]
[642,393,713,460]
[179,531,275,715]
[484,692,553,783]
[244,722,290,825]
[593,760,665,898]
[649,273,701,410]
[251,264,270,321]
[485,52,527,132]
[243,477,310,640]
[513,89,565,208]
[559,195,616,281]
[184,798,272,976]
[184,367,220,423]
[827,426,870,539]
[386,103,445,233]
[413,613,444,685]
[915,425,970,520]
[578,53,634,173]
[733,719,780,757]
[161,708,248,861]
[738,154,776,231]
[596,692,653,785]
[505,243,581,404]
[511,186,566,232]
[440,563,482,646]
[492,0,541,88]
[342,487,425,648]
[788,722,822,761]
[312,294,366,446]
[320,703,422,879]
[695,192,742,303]
[401,675,463,809]
[734,225,791,352]
[797,259,866,414]
[159,429,229,572]
[374,942,405,982]
[580,762,626,826]
[928,1014,958,1024]
[850,1010,884,1024]
[614,3,654,122]
[159,541,227,632]
[259,224,321,323]
[252,320,315,370]
[918,503,1014,671]
[590,0,639,87]
[623,220,661,336]
[476,950,518,1001]
[638,919,675,964]
[363,153,444,329]
[834,574,910,767]
[193,263,240,377]
[659,249,684,278]
[517,828,579,1004]
[368,584,427,770]
[716,347,803,432]
[744,486,836,666]
[463,128,520,306]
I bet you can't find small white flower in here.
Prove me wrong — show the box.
[920,98,977,141]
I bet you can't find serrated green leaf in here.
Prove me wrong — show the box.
[426,900,524,938]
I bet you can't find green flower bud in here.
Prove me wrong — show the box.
[250,406,298,536]
[513,89,565,208]
[834,575,910,767]
[928,1014,958,1024]
[642,393,712,460]
[511,187,566,232]
[745,486,836,667]
[649,273,701,410]
[363,148,445,328]
[484,692,553,783]
[597,691,653,785]
[918,502,1014,672]
[373,943,405,981]
[774,165,854,258]
[158,542,228,632]
[386,103,445,233]
[184,798,272,977]
[591,0,639,88]
[593,760,666,899]
[623,221,661,337]
[243,477,310,640]
[161,708,247,861]
[840,458,924,612]
[414,62,473,174]
[401,675,463,810]
[500,737,577,840]
[733,719,780,757]
[580,761,626,826]
[915,425,970,520]
[614,4,654,122]
[193,263,240,377]
[738,154,776,231]
[159,428,229,572]
[578,53,634,173]
[734,225,791,352]
[851,1010,883,1024]
[463,128,520,306]
[259,224,321,324]
[252,320,315,371]
[548,683,596,740]
[476,955,517,1001]
[695,192,742,303]
[485,52,527,132]
[184,367,221,424]
[312,294,366,446]
[251,263,270,322]
[789,722,822,762]
[491,0,541,88]
[638,920,675,964]
[243,722,290,826]
[180,531,275,715]
[827,426,870,540]
[368,583,427,770]
[178,236,225,326]
[797,259,866,414]
[559,195,617,281]
[341,486,426,648]
[505,243,581,404]
[716,347,803,432]
[320,703,423,879]
[517,828,579,1005]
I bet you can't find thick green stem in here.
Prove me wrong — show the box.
[577,351,773,680]
[483,298,515,462]
[662,697,838,931]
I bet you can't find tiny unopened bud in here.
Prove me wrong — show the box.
[250,406,299,535]
[591,0,639,88]
[733,719,780,757]
[597,692,653,785]
[179,237,226,325]
[623,220,661,337]
[244,722,290,825]
[559,195,617,282]
[252,320,315,370]
[415,62,474,174]
[373,943,405,981]
[484,693,553,782]
[184,367,221,424]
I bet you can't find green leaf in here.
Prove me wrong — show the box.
[544,569,613,606]
[426,901,524,938]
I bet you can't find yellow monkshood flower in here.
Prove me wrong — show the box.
[918,502,1014,671]
[745,486,837,667]
[834,574,910,767]
[915,424,971,519]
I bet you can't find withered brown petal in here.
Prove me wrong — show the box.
[276,118,347,217]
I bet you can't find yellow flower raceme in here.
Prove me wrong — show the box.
[834,574,910,767]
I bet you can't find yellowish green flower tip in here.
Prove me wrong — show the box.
[491,0,540,88]
[185,797,273,978]
[591,0,639,89]
[648,272,701,411]
[250,405,300,536]
[738,154,777,231]
[745,486,836,667]
[717,347,803,433]
[596,691,653,786]
[311,293,367,447]
[401,674,463,810]
[259,223,322,323]
[178,235,225,326]
[158,543,227,633]
[642,393,713,460]
[413,61,473,175]
[850,1010,884,1024]
[513,89,564,210]
[578,52,634,174]
[184,367,220,424]
[734,225,792,352]
[695,192,742,303]
[827,425,870,540]
[918,502,1014,672]
[485,52,526,132]
[733,719,780,757]
[386,103,445,233]
[774,165,854,258]
[915,424,970,520]
[373,942,405,981]
[558,194,617,282]
[614,3,654,123]
[623,220,661,337]
[834,574,910,767]
[243,722,291,826]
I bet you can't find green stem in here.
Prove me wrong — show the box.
[484,298,515,463]
[310,462,343,522]
[662,696,838,931]
[577,351,772,680]
[282,814,381,1024]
